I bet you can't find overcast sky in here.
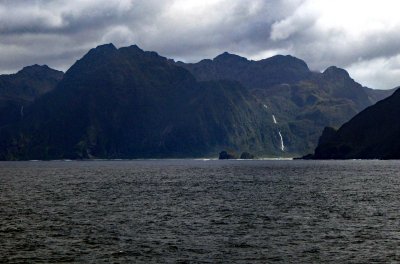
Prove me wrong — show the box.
[1,0,400,89]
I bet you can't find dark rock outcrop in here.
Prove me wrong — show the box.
[240,152,255,159]
[219,151,238,160]
[310,89,400,159]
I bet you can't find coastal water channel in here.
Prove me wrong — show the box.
[1,160,400,263]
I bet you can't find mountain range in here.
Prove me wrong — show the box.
[179,53,395,154]
[0,44,396,160]
[0,44,279,160]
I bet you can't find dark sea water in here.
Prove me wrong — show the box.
[1,160,400,263]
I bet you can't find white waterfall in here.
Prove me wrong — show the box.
[20,106,24,118]
[272,115,277,124]
[278,131,285,151]
[262,103,285,152]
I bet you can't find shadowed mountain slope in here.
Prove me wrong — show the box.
[0,65,63,127]
[180,54,396,154]
[0,44,280,160]
[309,88,400,159]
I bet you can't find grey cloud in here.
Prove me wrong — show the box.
[132,0,298,61]
[258,0,400,89]
[0,0,293,73]
[0,0,399,89]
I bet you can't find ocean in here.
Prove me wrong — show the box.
[1,160,400,263]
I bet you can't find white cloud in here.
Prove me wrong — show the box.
[270,1,316,41]
[101,26,135,46]
[348,56,400,89]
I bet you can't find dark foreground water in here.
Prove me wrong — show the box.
[1,160,400,263]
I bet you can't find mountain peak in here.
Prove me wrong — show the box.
[261,55,310,71]
[19,64,50,73]
[124,44,144,52]
[119,44,148,56]
[323,66,350,80]
[84,43,117,58]
[214,52,248,63]
[16,64,63,77]
[74,43,118,69]
[95,43,117,51]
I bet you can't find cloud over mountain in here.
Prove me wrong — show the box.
[1,0,399,89]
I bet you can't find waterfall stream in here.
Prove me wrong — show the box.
[263,104,285,152]
[278,131,285,151]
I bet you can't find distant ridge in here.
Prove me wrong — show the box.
[178,53,311,89]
